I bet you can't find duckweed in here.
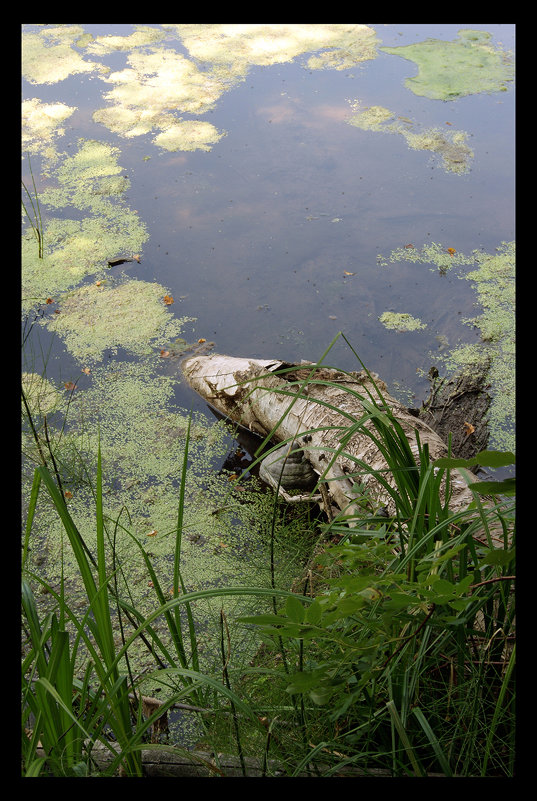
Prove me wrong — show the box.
[380,29,514,100]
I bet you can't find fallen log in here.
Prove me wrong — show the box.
[181,354,481,521]
[78,740,445,777]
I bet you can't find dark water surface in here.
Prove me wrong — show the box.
[22,22,515,435]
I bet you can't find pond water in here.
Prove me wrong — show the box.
[22,23,515,445]
[21,23,515,744]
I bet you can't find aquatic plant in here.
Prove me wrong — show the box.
[21,153,44,259]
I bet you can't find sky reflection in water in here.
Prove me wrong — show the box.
[22,23,514,429]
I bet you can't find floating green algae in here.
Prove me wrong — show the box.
[22,25,107,84]
[21,372,65,418]
[379,241,515,452]
[379,311,427,331]
[22,98,76,163]
[21,357,306,687]
[172,23,379,74]
[347,102,473,174]
[22,139,148,309]
[153,120,226,152]
[46,279,194,363]
[93,48,226,140]
[380,29,514,101]
[89,24,379,150]
[378,242,470,273]
[84,24,165,54]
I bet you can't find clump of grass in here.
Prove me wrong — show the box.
[232,334,515,777]
[21,402,296,776]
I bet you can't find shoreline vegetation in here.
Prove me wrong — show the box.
[22,344,515,777]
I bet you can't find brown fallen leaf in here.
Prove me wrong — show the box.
[447,247,457,256]
[463,421,475,438]
[160,350,170,358]
[64,381,76,391]
[198,338,206,343]
[146,529,158,537]
[343,270,356,276]
[163,294,174,305]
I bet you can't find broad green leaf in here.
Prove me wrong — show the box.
[468,478,516,496]
[480,548,515,567]
[433,450,515,469]
[286,670,324,693]
[310,687,333,706]
[305,599,323,625]
[285,595,305,623]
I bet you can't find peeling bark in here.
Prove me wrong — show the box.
[182,354,479,518]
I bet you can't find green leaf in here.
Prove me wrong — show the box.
[286,670,324,693]
[238,614,285,626]
[310,687,333,706]
[433,450,515,469]
[480,547,515,567]
[467,478,516,496]
[472,450,515,467]
[285,595,305,623]
[305,599,323,625]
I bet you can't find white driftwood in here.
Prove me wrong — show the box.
[182,354,479,519]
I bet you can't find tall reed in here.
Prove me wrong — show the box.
[21,152,44,259]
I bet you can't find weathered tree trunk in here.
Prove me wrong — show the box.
[182,354,478,519]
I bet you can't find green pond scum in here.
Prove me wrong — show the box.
[21,24,512,161]
[378,241,515,453]
[380,29,514,101]
[46,279,194,363]
[22,354,309,679]
[347,102,474,174]
[378,312,427,332]
[22,139,149,309]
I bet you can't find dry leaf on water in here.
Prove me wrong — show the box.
[463,421,475,438]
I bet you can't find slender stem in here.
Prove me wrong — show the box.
[22,153,44,258]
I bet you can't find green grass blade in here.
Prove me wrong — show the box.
[22,469,41,571]
[413,706,453,776]
[386,699,424,776]
[481,643,516,776]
